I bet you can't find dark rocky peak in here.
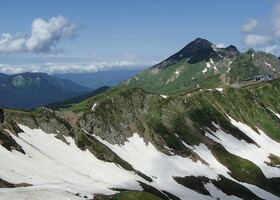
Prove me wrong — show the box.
[179,38,213,56]
[154,38,217,69]
[225,45,239,53]
[278,57,280,60]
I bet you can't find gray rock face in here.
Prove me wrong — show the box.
[0,108,4,123]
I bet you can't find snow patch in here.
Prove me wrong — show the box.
[91,132,229,199]
[202,68,208,74]
[0,185,86,200]
[160,95,167,99]
[91,103,97,111]
[212,45,218,52]
[210,59,218,71]
[227,61,232,73]
[206,120,280,178]
[192,144,230,176]
[175,70,179,75]
[0,126,143,198]
[252,54,255,59]
[164,146,175,155]
[267,108,280,119]
[264,62,271,67]
[182,140,278,199]
[206,63,211,68]
[216,88,223,92]
[204,183,241,200]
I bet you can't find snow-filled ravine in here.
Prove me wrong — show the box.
[205,117,280,179]
[0,122,280,199]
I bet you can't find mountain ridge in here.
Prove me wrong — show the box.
[0,72,90,109]
[121,38,280,94]
[0,78,280,199]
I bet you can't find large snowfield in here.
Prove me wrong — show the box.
[0,116,280,199]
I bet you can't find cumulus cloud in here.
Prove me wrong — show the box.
[264,45,277,54]
[241,19,260,34]
[216,43,226,48]
[240,1,280,56]
[0,33,26,54]
[0,15,79,55]
[243,34,271,46]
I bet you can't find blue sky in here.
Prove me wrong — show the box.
[0,0,279,74]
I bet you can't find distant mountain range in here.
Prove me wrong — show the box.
[121,38,280,94]
[0,72,90,109]
[54,68,145,89]
[45,86,109,110]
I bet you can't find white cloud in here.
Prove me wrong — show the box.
[0,60,156,75]
[0,33,26,54]
[216,43,225,48]
[271,0,280,38]
[243,34,271,46]
[241,1,280,56]
[264,45,277,54]
[241,18,260,34]
[0,15,79,55]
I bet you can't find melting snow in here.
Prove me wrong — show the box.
[267,108,280,119]
[202,68,208,74]
[203,63,211,75]
[227,61,232,73]
[210,59,217,71]
[160,95,167,99]
[0,126,143,199]
[206,120,280,178]
[175,70,179,75]
[264,62,271,67]
[216,88,223,92]
[91,103,97,111]
[204,183,241,200]
[91,132,233,200]
[184,140,280,200]
[1,123,278,199]
[212,45,218,52]
[0,185,86,200]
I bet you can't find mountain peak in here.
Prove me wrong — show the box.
[180,38,212,55]
[225,45,239,53]
[154,38,214,69]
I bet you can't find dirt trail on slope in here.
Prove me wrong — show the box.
[63,111,78,127]
[220,73,227,86]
